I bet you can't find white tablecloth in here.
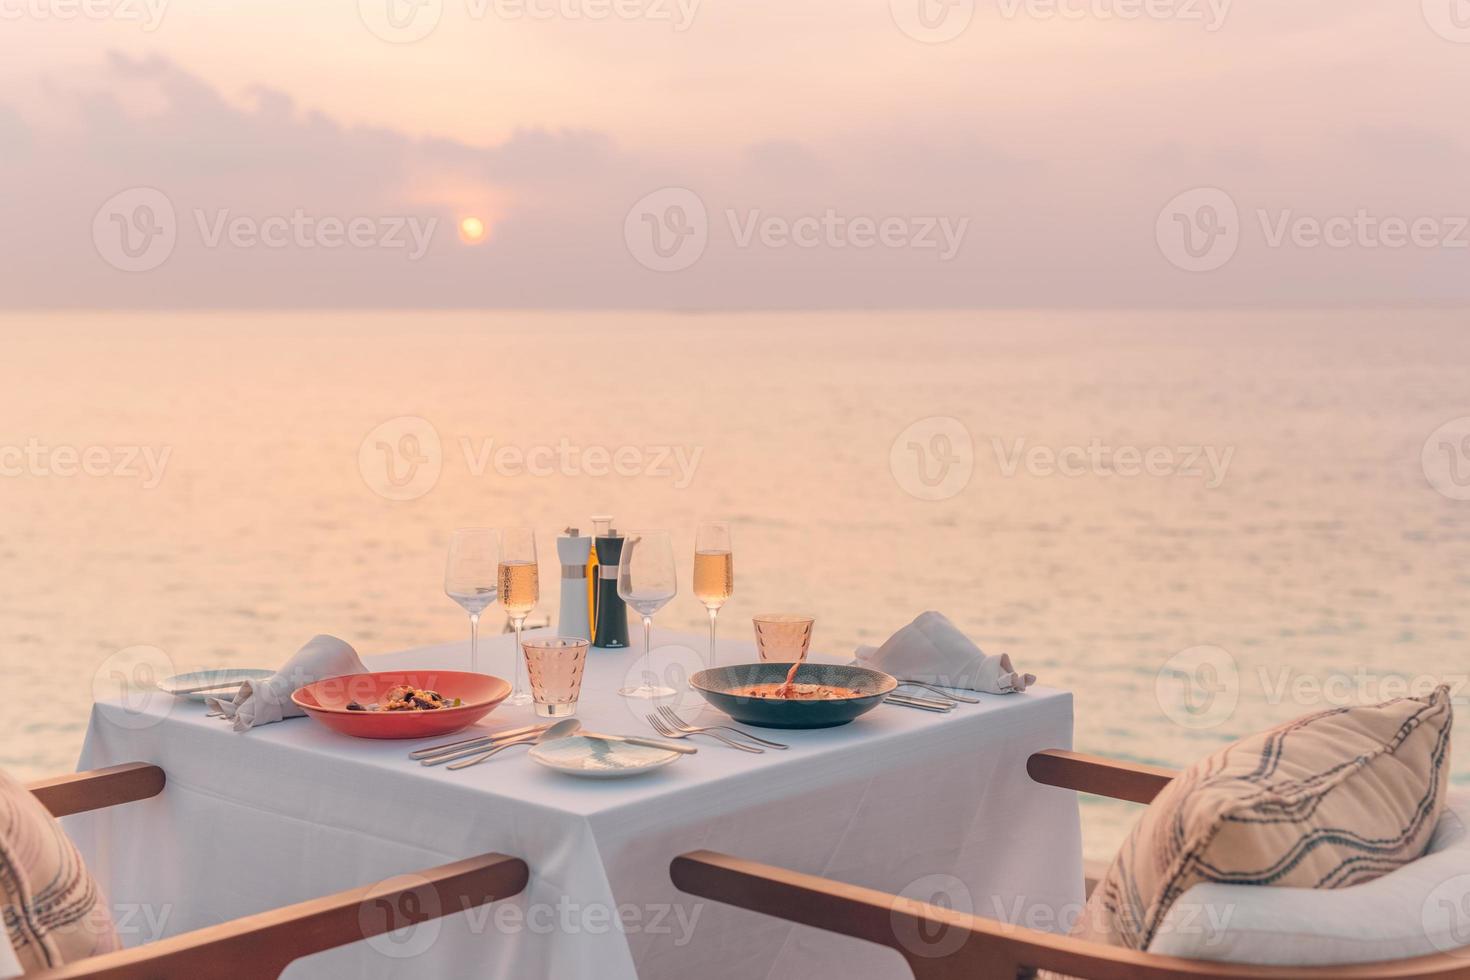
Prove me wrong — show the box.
[67,630,1083,979]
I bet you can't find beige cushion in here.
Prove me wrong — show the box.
[1,770,118,974]
[1147,790,1470,966]
[1075,685,1453,951]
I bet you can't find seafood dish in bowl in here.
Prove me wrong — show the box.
[689,662,897,729]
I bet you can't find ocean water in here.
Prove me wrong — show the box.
[3,309,1468,860]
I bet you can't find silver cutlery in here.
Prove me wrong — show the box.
[445,719,582,771]
[895,680,981,704]
[888,690,955,709]
[422,725,554,766]
[648,713,763,752]
[410,724,543,760]
[656,705,788,750]
[578,730,698,755]
[887,693,955,712]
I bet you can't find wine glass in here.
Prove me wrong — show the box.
[693,521,733,667]
[499,526,539,706]
[617,530,677,699]
[445,528,499,675]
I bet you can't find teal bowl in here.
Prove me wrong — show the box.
[688,663,898,729]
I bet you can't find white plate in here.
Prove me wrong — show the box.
[158,668,275,702]
[529,735,683,778]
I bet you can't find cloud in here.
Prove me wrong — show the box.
[2,52,1469,308]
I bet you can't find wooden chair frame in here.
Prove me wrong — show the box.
[23,763,529,979]
[671,750,1470,980]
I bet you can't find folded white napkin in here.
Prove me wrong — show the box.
[853,611,1036,694]
[208,634,366,731]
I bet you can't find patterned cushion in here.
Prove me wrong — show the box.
[1,770,118,974]
[1074,686,1453,951]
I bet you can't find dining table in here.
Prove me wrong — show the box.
[66,629,1085,979]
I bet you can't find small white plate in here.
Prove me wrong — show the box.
[158,668,274,702]
[529,735,683,778]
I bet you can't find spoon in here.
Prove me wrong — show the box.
[446,718,582,771]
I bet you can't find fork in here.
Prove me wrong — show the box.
[647,714,764,753]
[895,680,981,704]
[656,706,789,750]
[441,732,546,770]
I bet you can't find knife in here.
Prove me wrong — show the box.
[887,694,955,712]
[413,725,549,764]
[579,731,698,755]
[409,724,544,758]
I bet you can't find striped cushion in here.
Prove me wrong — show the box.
[1,770,117,974]
[1074,685,1453,952]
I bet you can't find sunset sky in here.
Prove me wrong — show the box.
[3,0,1469,306]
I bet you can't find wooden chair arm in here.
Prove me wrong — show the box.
[671,850,1470,979]
[1027,749,1178,805]
[27,764,167,817]
[35,852,529,979]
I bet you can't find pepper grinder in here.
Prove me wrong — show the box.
[556,527,592,641]
[591,525,629,649]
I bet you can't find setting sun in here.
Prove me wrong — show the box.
[458,216,487,245]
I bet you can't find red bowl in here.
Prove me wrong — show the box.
[291,671,511,740]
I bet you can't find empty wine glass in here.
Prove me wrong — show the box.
[617,530,677,699]
[693,521,733,667]
[445,528,499,675]
[499,526,539,706]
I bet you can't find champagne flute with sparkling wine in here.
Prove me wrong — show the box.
[445,528,500,676]
[693,521,733,667]
[617,530,678,699]
[499,527,540,706]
